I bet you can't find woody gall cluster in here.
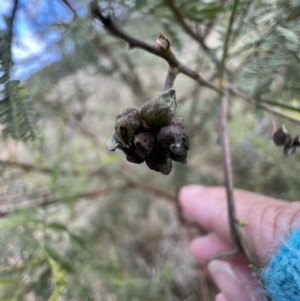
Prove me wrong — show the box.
[107,89,189,175]
[272,125,300,156]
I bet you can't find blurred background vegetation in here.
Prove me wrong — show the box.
[1,0,300,300]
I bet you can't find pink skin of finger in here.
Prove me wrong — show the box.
[215,293,228,301]
[179,185,300,301]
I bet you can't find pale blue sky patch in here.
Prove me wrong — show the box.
[1,0,85,79]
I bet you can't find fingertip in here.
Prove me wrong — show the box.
[178,185,205,205]
[179,186,230,243]
[190,234,232,264]
[208,260,251,301]
[215,293,228,301]
[190,237,202,261]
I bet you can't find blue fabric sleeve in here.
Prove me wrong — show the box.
[263,229,300,301]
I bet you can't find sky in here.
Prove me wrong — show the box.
[0,0,85,79]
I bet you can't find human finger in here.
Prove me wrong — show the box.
[215,293,228,301]
[191,233,265,301]
[179,185,300,264]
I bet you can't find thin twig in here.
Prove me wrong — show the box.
[162,67,179,91]
[61,0,78,17]
[187,86,201,132]
[261,99,300,113]
[0,188,108,218]
[269,112,277,134]
[219,0,239,84]
[163,0,220,67]
[59,0,148,102]
[218,90,260,268]
[228,86,300,125]
[218,0,244,255]
[34,97,99,145]
[7,0,19,72]
[0,178,177,218]
[90,3,221,94]
[91,36,148,101]
[218,0,261,271]
[231,1,253,44]
[163,0,208,52]
[259,103,300,125]
[219,90,243,253]
[0,159,108,178]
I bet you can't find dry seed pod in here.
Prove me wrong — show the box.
[171,117,185,129]
[284,143,296,156]
[107,131,121,151]
[170,152,187,164]
[272,125,292,147]
[134,132,155,159]
[126,153,144,164]
[157,124,189,157]
[145,149,172,175]
[122,145,144,164]
[140,89,176,130]
[292,135,300,146]
[115,107,143,148]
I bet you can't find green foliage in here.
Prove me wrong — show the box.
[1,0,300,300]
[237,1,300,107]
[0,21,35,140]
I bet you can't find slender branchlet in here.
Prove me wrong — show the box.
[90,2,221,94]
[218,0,261,274]
[163,67,179,92]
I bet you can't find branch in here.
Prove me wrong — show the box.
[0,159,176,204]
[218,0,247,257]
[6,0,19,72]
[0,159,109,178]
[260,99,300,113]
[90,3,221,94]
[162,67,179,91]
[163,0,209,51]
[34,96,99,145]
[218,0,260,272]
[219,0,239,83]
[228,86,300,125]
[0,188,108,218]
[218,90,260,268]
[219,90,243,253]
[163,0,220,67]
[231,1,252,44]
[61,0,78,17]
[0,179,177,218]
[91,36,148,101]
[66,117,99,145]
[219,0,242,252]
[259,103,300,125]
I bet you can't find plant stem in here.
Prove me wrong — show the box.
[219,90,243,253]
[90,3,221,94]
[6,0,19,72]
[218,0,261,271]
[219,0,239,83]
[218,0,246,255]
[162,67,179,91]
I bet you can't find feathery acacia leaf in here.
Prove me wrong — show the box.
[0,4,35,141]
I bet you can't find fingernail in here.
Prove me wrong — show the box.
[208,259,237,280]
[208,260,250,301]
